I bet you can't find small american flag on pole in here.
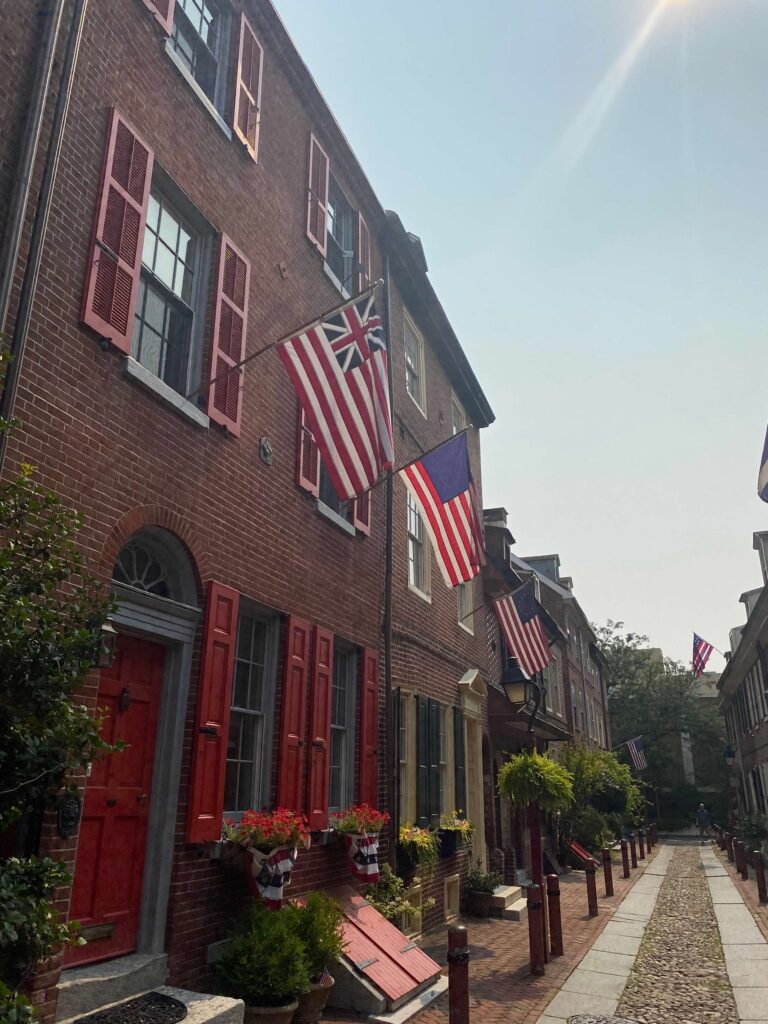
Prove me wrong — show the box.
[278,287,394,501]
[692,633,714,678]
[493,581,554,679]
[399,432,485,587]
[626,736,647,771]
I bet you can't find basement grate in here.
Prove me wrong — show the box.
[75,992,187,1024]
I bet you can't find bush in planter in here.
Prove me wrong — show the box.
[364,865,434,923]
[398,824,439,874]
[215,902,311,1009]
[438,812,474,851]
[292,892,345,982]
[466,864,502,894]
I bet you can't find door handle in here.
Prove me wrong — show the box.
[106,798,117,807]
[137,793,147,805]
[199,726,218,735]
[312,740,325,748]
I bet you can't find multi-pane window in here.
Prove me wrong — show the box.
[326,176,355,289]
[407,492,428,593]
[319,462,349,519]
[398,692,414,824]
[451,395,466,435]
[171,0,223,104]
[329,648,356,812]
[457,582,473,632]
[133,190,200,394]
[225,612,269,813]
[438,706,448,814]
[404,316,426,412]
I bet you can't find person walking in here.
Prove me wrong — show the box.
[696,803,712,843]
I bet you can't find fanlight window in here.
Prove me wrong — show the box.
[113,542,171,598]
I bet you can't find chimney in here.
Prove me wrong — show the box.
[754,532,768,585]
[740,588,763,620]
[559,576,573,592]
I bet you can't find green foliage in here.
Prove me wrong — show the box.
[466,863,502,893]
[290,892,345,982]
[736,814,768,852]
[398,825,439,871]
[215,903,311,1007]
[565,807,613,852]
[364,865,434,923]
[497,749,574,813]
[0,983,36,1024]
[557,743,643,852]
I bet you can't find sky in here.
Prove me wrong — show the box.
[273,0,768,668]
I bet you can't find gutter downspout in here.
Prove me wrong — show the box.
[0,0,89,474]
[0,0,67,336]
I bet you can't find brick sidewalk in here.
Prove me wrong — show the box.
[324,844,660,1024]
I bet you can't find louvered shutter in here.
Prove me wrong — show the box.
[187,582,240,843]
[207,235,250,435]
[359,648,379,806]
[416,696,429,827]
[352,491,371,535]
[428,700,441,827]
[306,135,329,255]
[357,213,371,291]
[233,14,263,160]
[81,109,153,353]
[306,627,334,830]
[277,616,311,811]
[141,0,175,33]
[453,707,466,817]
[297,408,320,496]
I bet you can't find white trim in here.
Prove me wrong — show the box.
[322,260,351,299]
[316,499,356,536]
[403,310,427,418]
[163,38,233,140]
[124,356,210,428]
[443,873,460,923]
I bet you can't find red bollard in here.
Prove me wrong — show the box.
[638,829,646,859]
[527,884,545,976]
[629,833,638,869]
[448,924,470,1024]
[585,859,599,917]
[547,874,564,956]
[646,826,653,851]
[754,851,768,904]
[734,840,744,875]
[737,841,749,881]
[602,849,614,897]
[725,832,735,862]
[620,839,630,878]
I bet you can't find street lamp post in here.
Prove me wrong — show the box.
[724,746,736,830]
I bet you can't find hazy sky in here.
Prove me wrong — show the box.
[273,0,768,668]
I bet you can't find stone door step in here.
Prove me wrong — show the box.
[368,975,448,1024]
[56,954,168,1021]
[503,897,529,922]
[58,987,243,1024]
[490,885,523,913]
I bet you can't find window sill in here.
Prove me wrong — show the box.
[323,261,351,299]
[163,39,233,141]
[315,499,356,537]
[408,582,432,604]
[123,356,210,428]
[405,390,428,420]
[458,620,474,636]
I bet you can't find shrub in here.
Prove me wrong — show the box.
[215,903,311,1007]
[291,892,345,982]
[497,750,574,813]
[398,825,439,871]
[0,984,35,1024]
[736,814,768,852]
[466,863,502,893]
[565,807,613,854]
[365,864,433,922]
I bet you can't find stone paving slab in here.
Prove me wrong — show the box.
[723,944,768,961]
[726,959,768,987]
[734,989,768,1021]
[591,933,641,956]
[578,950,635,977]
[561,969,627,999]
[568,1018,641,1024]
[600,921,645,939]
[543,990,619,1019]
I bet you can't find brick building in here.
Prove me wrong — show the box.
[0,0,494,1017]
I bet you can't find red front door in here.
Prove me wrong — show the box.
[65,635,164,967]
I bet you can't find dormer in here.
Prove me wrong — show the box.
[740,587,763,620]
[730,626,744,655]
[754,532,768,585]
[522,554,561,585]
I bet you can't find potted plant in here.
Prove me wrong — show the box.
[223,808,310,906]
[365,865,435,927]
[290,892,345,1024]
[496,749,574,813]
[464,863,502,918]
[215,901,310,1023]
[398,824,439,876]
[331,804,389,882]
[438,811,474,858]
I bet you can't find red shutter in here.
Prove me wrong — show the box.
[352,491,371,535]
[357,213,371,292]
[306,626,334,830]
[141,0,175,33]
[306,135,329,255]
[187,582,240,844]
[297,408,320,497]
[278,616,311,811]
[207,235,250,436]
[359,647,379,807]
[233,14,263,161]
[81,109,153,353]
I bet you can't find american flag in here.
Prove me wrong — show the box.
[399,432,485,587]
[493,581,554,679]
[626,736,647,772]
[692,632,714,678]
[759,426,768,503]
[278,288,394,501]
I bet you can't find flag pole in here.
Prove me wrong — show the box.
[382,254,397,868]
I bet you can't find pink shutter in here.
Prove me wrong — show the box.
[187,582,240,843]
[277,616,311,811]
[306,627,334,830]
[357,213,371,292]
[233,14,263,161]
[306,135,329,255]
[359,648,379,807]
[141,0,175,33]
[207,235,250,436]
[352,491,371,535]
[81,109,153,353]
[297,408,320,497]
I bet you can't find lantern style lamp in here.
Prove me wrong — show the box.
[98,620,118,669]
[724,745,736,767]
[502,677,538,710]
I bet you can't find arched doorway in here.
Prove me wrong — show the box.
[66,529,200,967]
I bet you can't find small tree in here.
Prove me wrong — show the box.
[558,743,643,852]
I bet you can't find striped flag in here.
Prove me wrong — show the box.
[399,432,485,587]
[692,632,714,678]
[759,426,768,503]
[278,288,394,501]
[626,736,647,771]
[493,581,554,679]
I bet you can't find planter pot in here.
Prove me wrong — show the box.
[465,889,493,918]
[438,830,457,858]
[294,976,335,1024]
[396,845,416,877]
[243,1000,298,1024]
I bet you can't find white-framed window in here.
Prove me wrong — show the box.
[326,175,356,291]
[133,186,211,396]
[319,462,349,521]
[451,394,466,435]
[444,873,460,923]
[170,0,231,110]
[329,646,357,813]
[225,607,278,813]
[398,690,415,824]
[457,581,473,633]
[438,706,448,814]
[404,313,426,414]
[407,491,430,596]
